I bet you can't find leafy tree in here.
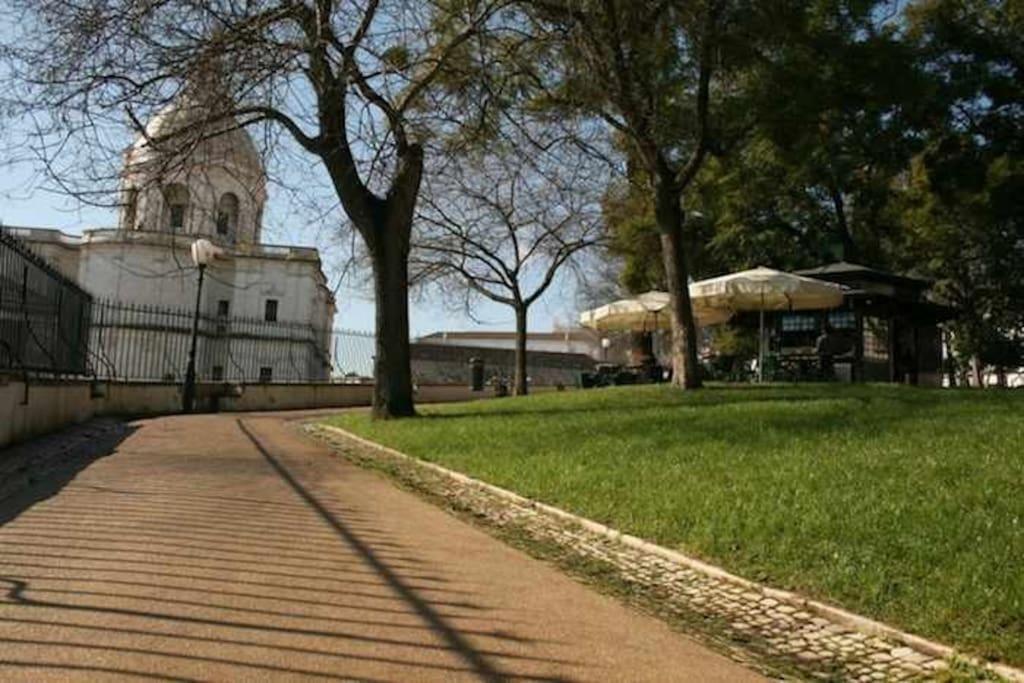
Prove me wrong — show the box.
[686,1,931,272]
[896,0,1024,385]
[524,0,766,389]
[593,2,928,297]
[0,0,512,418]
[600,178,662,294]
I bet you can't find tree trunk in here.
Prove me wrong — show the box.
[370,234,416,418]
[971,354,984,388]
[514,304,528,396]
[654,171,702,390]
[324,141,423,419]
[828,185,858,262]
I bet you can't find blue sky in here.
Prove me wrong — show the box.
[0,148,580,337]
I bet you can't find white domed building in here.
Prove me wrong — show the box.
[12,95,336,383]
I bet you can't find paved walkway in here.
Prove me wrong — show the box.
[0,413,764,682]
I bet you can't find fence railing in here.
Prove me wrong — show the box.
[2,225,588,388]
[331,328,376,382]
[89,299,333,383]
[0,228,93,376]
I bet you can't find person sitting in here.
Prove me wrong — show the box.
[815,323,836,381]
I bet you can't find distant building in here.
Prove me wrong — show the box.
[416,329,602,358]
[10,91,335,382]
[411,330,599,386]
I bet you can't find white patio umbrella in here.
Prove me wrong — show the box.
[579,290,731,332]
[688,267,845,381]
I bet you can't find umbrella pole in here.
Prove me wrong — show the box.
[758,309,765,383]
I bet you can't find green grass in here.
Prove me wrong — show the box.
[323,384,1024,666]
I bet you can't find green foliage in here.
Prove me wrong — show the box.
[326,384,1024,666]
[590,0,1023,382]
[600,180,663,293]
[894,0,1024,376]
[896,151,1024,374]
[690,0,930,268]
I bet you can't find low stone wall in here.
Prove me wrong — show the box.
[0,376,526,449]
[411,342,593,387]
[0,379,95,449]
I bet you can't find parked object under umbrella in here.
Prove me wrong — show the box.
[688,267,845,382]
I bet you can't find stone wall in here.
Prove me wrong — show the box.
[411,342,594,387]
[0,376,547,449]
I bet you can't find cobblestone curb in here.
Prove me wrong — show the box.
[310,423,1021,683]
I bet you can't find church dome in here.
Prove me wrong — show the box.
[119,93,267,245]
[125,96,265,182]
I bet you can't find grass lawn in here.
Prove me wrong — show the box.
[323,384,1024,666]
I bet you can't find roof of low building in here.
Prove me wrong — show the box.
[795,261,932,288]
[418,329,599,342]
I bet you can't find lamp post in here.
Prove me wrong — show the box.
[182,239,216,413]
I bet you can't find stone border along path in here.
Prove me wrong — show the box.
[309,423,1023,683]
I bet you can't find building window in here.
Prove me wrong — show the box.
[863,317,890,361]
[212,366,224,381]
[216,192,240,236]
[217,300,230,317]
[781,314,818,331]
[827,310,856,330]
[259,366,273,383]
[163,183,190,232]
[264,299,278,322]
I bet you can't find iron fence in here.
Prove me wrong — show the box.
[0,228,93,375]
[331,328,375,382]
[90,299,332,383]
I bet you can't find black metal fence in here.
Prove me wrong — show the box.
[0,228,93,375]
[90,299,333,383]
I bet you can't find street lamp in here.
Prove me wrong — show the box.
[182,238,217,413]
[601,337,611,361]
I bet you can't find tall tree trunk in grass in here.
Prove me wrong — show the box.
[655,167,702,389]
[323,127,424,418]
[367,207,418,417]
[971,354,984,387]
[514,303,529,395]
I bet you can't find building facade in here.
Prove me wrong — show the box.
[11,95,335,383]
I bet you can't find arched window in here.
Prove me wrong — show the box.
[216,192,240,236]
[163,184,190,232]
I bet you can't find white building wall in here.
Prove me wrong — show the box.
[12,92,334,383]
[15,228,335,383]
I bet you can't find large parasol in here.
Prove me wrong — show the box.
[579,290,732,332]
[689,267,845,381]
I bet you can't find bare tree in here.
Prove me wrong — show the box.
[413,129,604,395]
[0,0,512,418]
